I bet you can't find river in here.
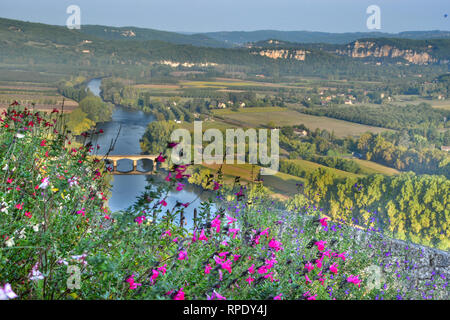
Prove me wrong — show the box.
[86,78,215,226]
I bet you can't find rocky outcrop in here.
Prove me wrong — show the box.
[336,40,437,64]
[252,49,308,61]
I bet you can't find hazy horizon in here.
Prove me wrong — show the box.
[0,0,449,34]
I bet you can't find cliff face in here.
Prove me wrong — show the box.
[251,49,308,61]
[336,40,437,64]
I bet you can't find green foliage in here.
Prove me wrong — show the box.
[79,96,113,123]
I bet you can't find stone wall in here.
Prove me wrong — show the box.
[347,227,449,299]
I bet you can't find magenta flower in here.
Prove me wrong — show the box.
[330,262,339,274]
[156,153,166,163]
[160,199,167,207]
[315,240,327,251]
[134,215,146,225]
[226,215,237,225]
[319,217,328,226]
[261,227,270,238]
[151,269,159,283]
[211,215,221,233]
[248,264,256,274]
[178,250,188,261]
[347,275,361,287]
[174,287,185,300]
[199,229,208,242]
[264,272,274,282]
[229,228,240,239]
[205,264,212,274]
[157,264,167,275]
[268,238,282,252]
[207,291,226,300]
[176,183,184,191]
[162,230,172,238]
[305,262,314,272]
[246,276,255,285]
[126,275,142,290]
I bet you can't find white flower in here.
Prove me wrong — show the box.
[29,263,45,281]
[0,284,18,300]
[2,164,8,171]
[5,237,14,247]
[15,133,25,139]
[18,228,26,239]
[32,224,40,232]
[38,177,50,190]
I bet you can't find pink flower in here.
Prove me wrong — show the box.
[228,228,240,239]
[226,216,237,225]
[6,178,13,184]
[165,173,172,182]
[178,250,188,261]
[207,291,226,300]
[335,252,346,262]
[330,263,338,274]
[156,153,166,163]
[305,274,312,284]
[134,215,146,225]
[221,259,233,273]
[305,262,314,272]
[315,240,327,251]
[319,217,328,226]
[248,264,256,274]
[174,287,185,300]
[76,209,86,217]
[257,265,268,274]
[261,227,270,238]
[213,181,222,191]
[246,276,255,285]
[322,250,332,258]
[157,264,167,275]
[264,272,274,282]
[162,230,172,238]
[316,258,323,269]
[24,211,32,218]
[15,203,23,210]
[176,183,184,191]
[205,264,212,274]
[211,215,221,233]
[268,238,282,252]
[199,229,208,242]
[274,293,283,300]
[126,275,142,290]
[151,270,159,283]
[347,275,361,287]
[160,199,167,207]
[307,294,317,300]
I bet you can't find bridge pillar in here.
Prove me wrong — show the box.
[113,160,118,172]
[133,160,138,172]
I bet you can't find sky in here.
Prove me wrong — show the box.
[0,0,449,33]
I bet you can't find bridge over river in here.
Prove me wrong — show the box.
[93,155,160,175]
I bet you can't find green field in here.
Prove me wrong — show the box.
[283,159,363,179]
[213,108,391,137]
[353,159,400,176]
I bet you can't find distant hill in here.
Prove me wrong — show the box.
[79,25,231,48]
[200,30,450,45]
